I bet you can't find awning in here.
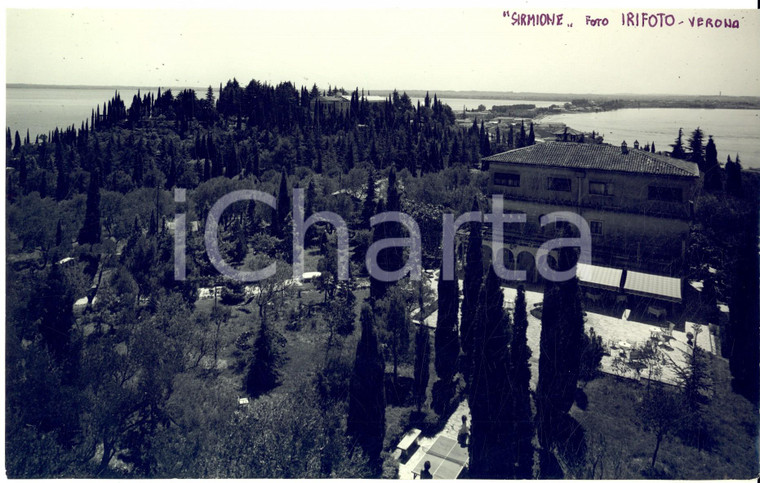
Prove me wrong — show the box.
[576,263,623,291]
[623,270,682,303]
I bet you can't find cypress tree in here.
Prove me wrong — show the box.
[5,127,11,150]
[508,124,514,149]
[372,168,402,300]
[511,285,535,478]
[167,156,177,189]
[361,168,376,230]
[703,136,722,191]
[13,130,21,155]
[460,198,483,385]
[19,153,28,195]
[380,288,411,384]
[246,318,282,397]
[55,219,64,247]
[449,135,461,166]
[39,262,75,364]
[435,258,460,386]
[725,154,743,196]
[535,238,584,450]
[413,325,431,412]
[670,128,686,160]
[78,169,102,245]
[518,121,526,148]
[528,122,535,145]
[651,141,656,153]
[273,169,290,238]
[727,223,759,403]
[347,304,386,475]
[469,265,514,478]
[55,147,69,201]
[203,157,211,182]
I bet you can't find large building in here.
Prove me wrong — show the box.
[482,141,701,280]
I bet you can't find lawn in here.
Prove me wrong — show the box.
[571,355,758,479]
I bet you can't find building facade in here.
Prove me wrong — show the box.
[482,141,701,278]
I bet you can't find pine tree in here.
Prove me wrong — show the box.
[413,325,431,412]
[687,127,705,170]
[703,135,722,191]
[469,265,514,478]
[246,318,282,397]
[435,258,460,386]
[347,304,386,475]
[460,199,483,385]
[511,284,534,478]
[535,237,584,450]
[78,169,102,245]
[670,128,686,160]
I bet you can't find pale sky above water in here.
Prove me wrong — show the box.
[4,1,760,96]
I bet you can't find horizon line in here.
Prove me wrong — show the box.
[7,83,760,100]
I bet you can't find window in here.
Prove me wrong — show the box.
[589,181,613,196]
[648,186,682,202]
[590,220,603,235]
[547,177,572,192]
[494,172,520,187]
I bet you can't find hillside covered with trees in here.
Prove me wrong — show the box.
[5,78,759,478]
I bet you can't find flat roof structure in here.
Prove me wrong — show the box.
[623,269,682,302]
[577,263,624,291]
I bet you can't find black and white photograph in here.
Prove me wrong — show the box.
[4,2,760,479]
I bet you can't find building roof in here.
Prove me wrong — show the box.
[483,142,700,177]
[553,127,584,136]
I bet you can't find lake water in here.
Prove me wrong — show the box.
[6,86,145,140]
[541,108,760,169]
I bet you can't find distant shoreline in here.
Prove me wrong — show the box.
[8,83,760,106]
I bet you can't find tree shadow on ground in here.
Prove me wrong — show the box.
[385,375,413,406]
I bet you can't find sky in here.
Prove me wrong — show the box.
[4,2,760,96]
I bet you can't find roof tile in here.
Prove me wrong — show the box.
[483,142,700,177]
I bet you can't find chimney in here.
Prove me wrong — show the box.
[634,140,640,150]
[621,140,628,154]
